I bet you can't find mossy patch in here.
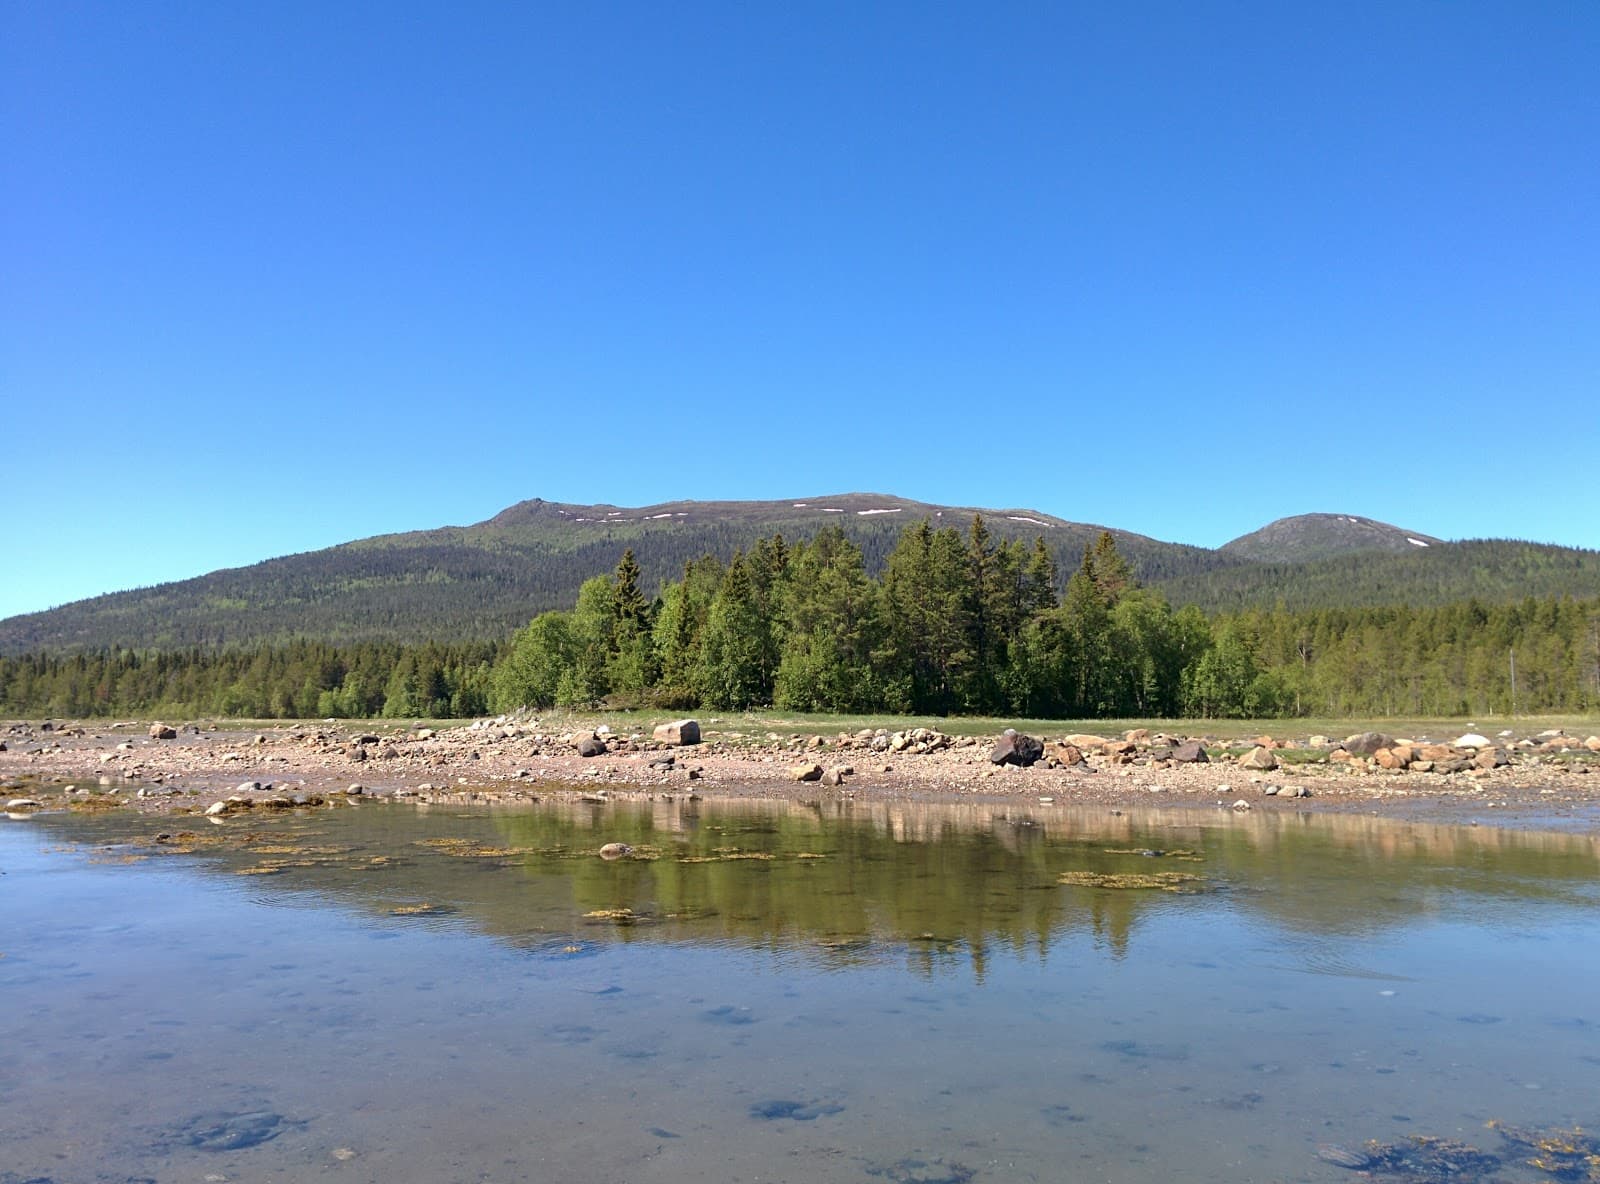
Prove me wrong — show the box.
[1058,870,1205,892]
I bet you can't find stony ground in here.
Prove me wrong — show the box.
[4,716,1600,833]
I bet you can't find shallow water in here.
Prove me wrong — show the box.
[3,796,1599,1184]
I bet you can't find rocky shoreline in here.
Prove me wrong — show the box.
[4,715,1600,834]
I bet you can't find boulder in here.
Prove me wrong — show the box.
[1585,736,1600,752]
[790,763,823,782]
[1238,746,1279,771]
[1454,733,1491,749]
[1063,734,1112,749]
[1344,732,1398,756]
[989,730,1044,767]
[653,719,701,746]
[1124,728,1150,743]
[1374,746,1411,770]
[1308,735,1330,748]
[1051,742,1086,767]
[1170,740,1209,764]
[5,798,42,811]
[598,842,633,859]
[149,723,177,740]
[1474,747,1509,770]
[1416,744,1455,762]
[576,735,607,758]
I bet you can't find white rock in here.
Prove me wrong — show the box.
[1231,799,1252,810]
[1454,734,1491,748]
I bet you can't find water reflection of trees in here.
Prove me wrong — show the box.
[37,800,1600,976]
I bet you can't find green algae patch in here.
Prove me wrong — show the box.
[1058,869,1205,892]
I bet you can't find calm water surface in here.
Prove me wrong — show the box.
[3,796,1598,1184]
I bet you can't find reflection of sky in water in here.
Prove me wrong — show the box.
[2,802,1598,1184]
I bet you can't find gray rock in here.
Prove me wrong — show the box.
[1170,740,1209,763]
[1344,731,1398,756]
[653,719,701,746]
[989,730,1044,767]
[577,736,607,758]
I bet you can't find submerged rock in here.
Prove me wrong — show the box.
[748,1098,844,1121]
[160,1110,301,1153]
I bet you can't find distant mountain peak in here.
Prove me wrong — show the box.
[1220,513,1443,563]
[483,493,1095,533]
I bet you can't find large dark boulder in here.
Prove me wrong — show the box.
[576,735,607,758]
[1170,740,1209,763]
[990,730,1044,767]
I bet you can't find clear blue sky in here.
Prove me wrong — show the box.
[4,1,1597,620]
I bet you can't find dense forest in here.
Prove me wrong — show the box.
[3,518,1597,721]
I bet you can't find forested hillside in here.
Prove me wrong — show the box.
[5,521,1597,721]
[0,495,1227,653]
[1158,540,1600,612]
[5,494,1599,655]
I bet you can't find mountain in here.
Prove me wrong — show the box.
[2,495,1596,654]
[1158,538,1600,614]
[0,494,1227,653]
[1221,513,1444,563]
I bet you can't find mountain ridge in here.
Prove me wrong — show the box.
[3,495,1596,654]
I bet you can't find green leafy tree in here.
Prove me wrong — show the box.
[696,553,771,709]
[490,612,575,710]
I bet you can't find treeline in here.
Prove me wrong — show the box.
[0,640,499,722]
[486,520,1600,719]
[2,519,1597,721]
